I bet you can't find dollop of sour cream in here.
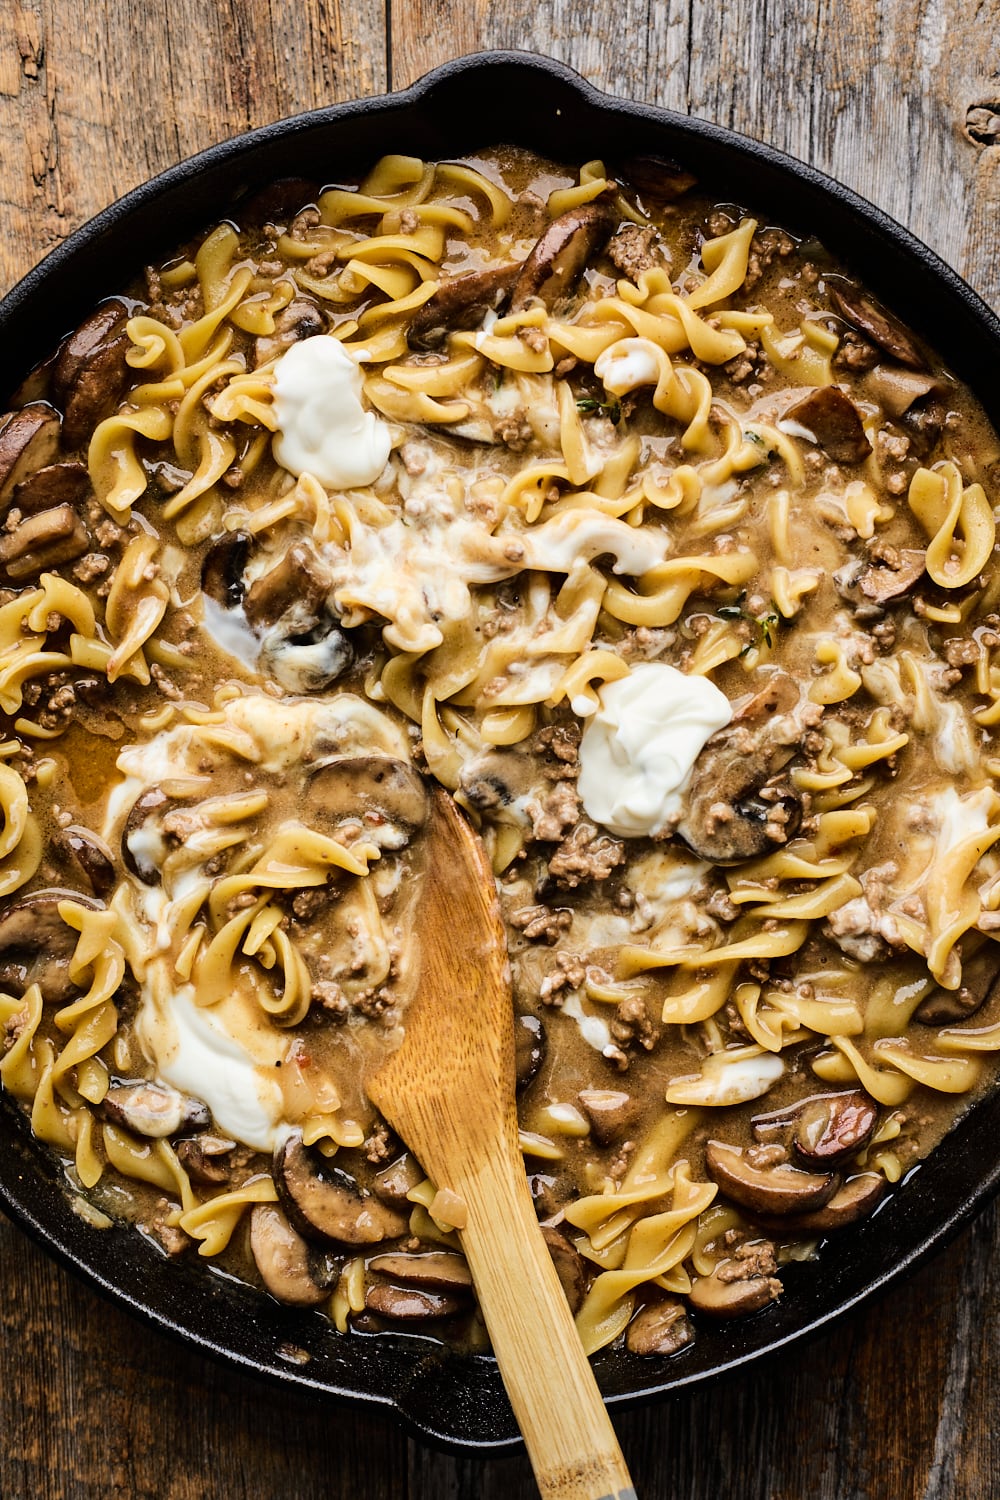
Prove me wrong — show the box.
[578,663,733,839]
[272,335,391,490]
[138,988,286,1152]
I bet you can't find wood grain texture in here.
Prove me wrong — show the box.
[3,1,1000,1496]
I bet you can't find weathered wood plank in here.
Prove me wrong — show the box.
[0,1213,407,1500]
[0,0,387,292]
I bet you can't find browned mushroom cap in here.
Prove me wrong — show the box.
[915,943,1000,1025]
[201,530,251,609]
[677,745,802,865]
[308,755,429,835]
[858,547,926,604]
[705,1141,838,1216]
[368,1248,473,1293]
[254,300,326,367]
[121,786,171,885]
[52,301,132,450]
[13,461,90,516]
[866,366,942,419]
[625,1295,695,1355]
[577,1088,636,1145]
[541,1226,588,1314]
[753,1172,886,1234]
[176,1133,238,1185]
[688,1262,781,1318]
[372,1150,423,1205]
[250,1203,336,1308]
[785,386,872,464]
[0,890,99,1003]
[243,542,332,632]
[752,1090,878,1169]
[510,205,614,313]
[617,156,698,204]
[0,405,62,507]
[364,1282,467,1321]
[831,284,926,371]
[0,503,89,583]
[515,1012,547,1093]
[102,1080,211,1138]
[275,1131,409,1246]
[51,827,116,897]
[407,263,520,350]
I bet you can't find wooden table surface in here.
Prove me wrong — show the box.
[2,2,1000,1496]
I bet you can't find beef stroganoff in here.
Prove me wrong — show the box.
[1,147,999,1356]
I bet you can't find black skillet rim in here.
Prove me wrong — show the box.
[1,48,1000,1455]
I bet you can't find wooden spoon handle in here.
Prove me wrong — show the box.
[457,1143,636,1500]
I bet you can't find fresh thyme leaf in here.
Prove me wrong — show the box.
[577,396,623,425]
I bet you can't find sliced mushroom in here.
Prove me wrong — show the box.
[900,392,947,460]
[243,542,332,632]
[51,827,116,896]
[785,386,872,464]
[752,1090,878,1169]
[259,621,354,694]
[102,1080,211,1138]
[458,746,530,810]
[176,1133,238,1185]
[858,547,926,603]
[617,156,698,204]
[275,1132,409,1245]
[368,1249,473,1292]
[121,786,171,885]
[916,947,1000,1024]
[705,1141,838,1216]
[407,263,520,350]
[753,1172,886,1234]
[625,1295,695,1355]
[541,1226,588,1314]
[201,530,251,609]
[0,405,62,507]
[0,503,89,582]
[515,1013,547,1093]
[688,1263,781,1318]
[577,1088,636,1145]
[13,461,89,516]
[372,1151,424,1205]
[52,301,132,449]
[831,284,926,371]
[308,755,429,836]
[0,890,98,1003]
[866,365,942,419]
[250,1203,335,1307]
[364,1282,466,1321]
[677,745,802,865]
[510,205,613,313]
[255,299,326,367]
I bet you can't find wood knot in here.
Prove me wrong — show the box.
[965,104,1000,146]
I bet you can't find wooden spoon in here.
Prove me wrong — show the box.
[368,788,636,1500]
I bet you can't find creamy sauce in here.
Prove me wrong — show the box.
[595,337,662,394]
[138,987,286,1152]
[272,336,391,490]
[578,664,733,838]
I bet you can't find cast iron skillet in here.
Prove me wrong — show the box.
[2,50,1000,1454]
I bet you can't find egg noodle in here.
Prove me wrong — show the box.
[2,147,1000,1354]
